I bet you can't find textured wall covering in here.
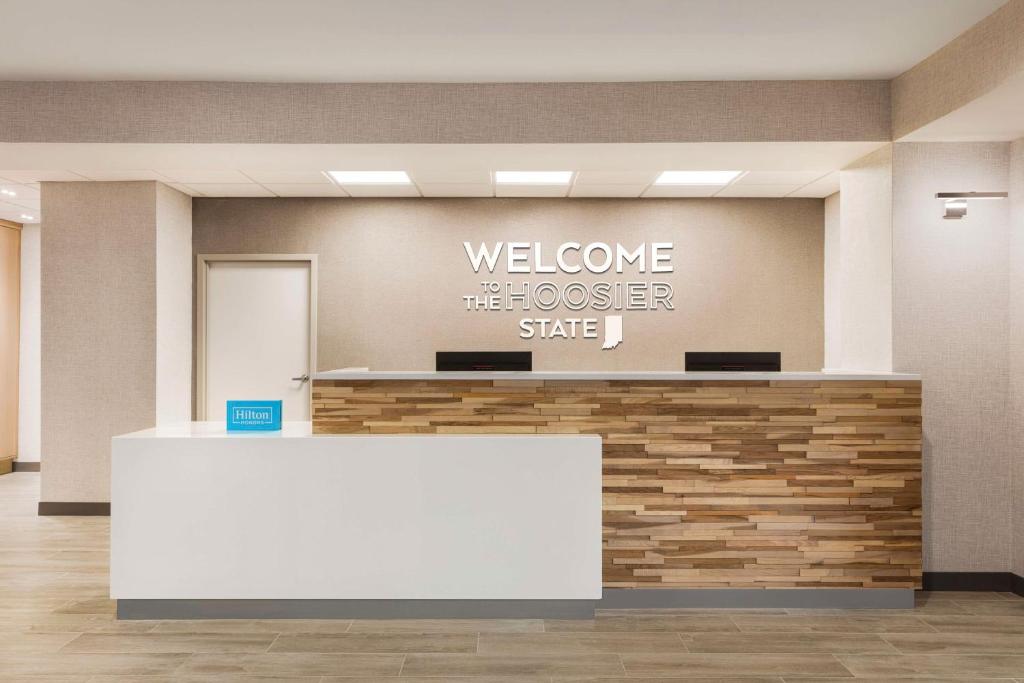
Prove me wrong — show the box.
[892,0,1024,139]
[1011,139,1024,578]
[41,183,158,503]
[0,80,891,144]
[193,197,825,381]
[41,181,192,503]
[891,142,1013,572]
[314,378,922,589]
[837,146,893,372]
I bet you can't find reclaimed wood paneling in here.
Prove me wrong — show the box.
[312,379,922,589]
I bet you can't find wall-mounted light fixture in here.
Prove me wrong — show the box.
[936,191,1008,220]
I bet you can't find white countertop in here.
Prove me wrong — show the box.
[314,370,921,382]
[114,421,605,440]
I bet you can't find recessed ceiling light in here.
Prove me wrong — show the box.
[325,171,412,185]
[494,171,574,185]
[20,214,34,221]
[654,171,742,186]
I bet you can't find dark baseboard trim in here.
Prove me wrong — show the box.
[38,501,110,516]
[924,571,1024,596]
[13,461,40,472]
[118,599,596,620]
[600,587,913,609]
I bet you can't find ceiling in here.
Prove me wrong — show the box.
[0,141,882,222]
[0,0,1004,82]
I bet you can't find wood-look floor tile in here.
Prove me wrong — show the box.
[544,615,738,632]
[400,653,626,676]
[151,619,353,634]
[324,677,549,683]
[478,631,686,654]
[730,614,935,633]
[686,632,898,654]
[619,653,853,678]
[921,614,1024,633]
[955,601,1024,616]
[347,619,543,633]
[787,678,1016,683]
[87,677,321,683]
[882,632,1024,654]
[60,633,277,654]
[555,678,784,683]
[269,632,476,653]
[53,599,116,615]
[0,653,189,677]
[837,654,1024,678]
[175,653,405,677]
[2,632,81,653]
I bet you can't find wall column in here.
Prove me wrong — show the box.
[40,181,191,512]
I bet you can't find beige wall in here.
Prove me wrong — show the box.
[0,81,890,144]
[836,145,893,372]
[18,223,40,462]
[823,193,841,370]
[155,184,193,425]
[892,142,1014,572]
[41,182,191,503]
[1011,138,1024,578]
[193,198,824,378]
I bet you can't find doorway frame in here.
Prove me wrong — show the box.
[196,253,318,420]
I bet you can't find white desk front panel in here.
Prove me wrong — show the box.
[111,427,602,601]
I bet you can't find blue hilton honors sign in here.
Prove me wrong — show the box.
[462,241,675,349]
[226,400,283,431]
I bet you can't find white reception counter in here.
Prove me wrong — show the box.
[111,423,602,619]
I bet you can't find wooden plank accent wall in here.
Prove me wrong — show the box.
[313,379,922,590]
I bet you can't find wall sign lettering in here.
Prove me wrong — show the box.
[462,241,674,349]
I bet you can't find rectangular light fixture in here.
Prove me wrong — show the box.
[936,191,1007,220]
[325,171,412,185]
[494,171,574,185]
[654,170,742,186]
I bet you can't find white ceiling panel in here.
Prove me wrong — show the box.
[716,184,799,197]
[788,171,840,198]
[642,185,720,198]
[262,183,350,197]
[410,170,492,184]
[183,183,274,197]
[243,170,335,184]
[0,201,33,222]
[570,184,646,198]
[418,183,493,197]
[167,183,202,196]
[0,183,40,200]
[574,170,659,185]
[156,169,252,183]
[10,198,42,211]
[71,170,172,181]
[495,185,570,198]
[732,170,829,185]
[342,184,421,197]
[0,170,88,182]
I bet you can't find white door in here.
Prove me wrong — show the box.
[203,260,313,421]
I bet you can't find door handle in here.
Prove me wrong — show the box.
[292,374,310,383]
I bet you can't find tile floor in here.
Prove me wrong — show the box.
[2,471,1023,682]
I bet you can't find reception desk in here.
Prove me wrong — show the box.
[111,423,602,618]
[313,370,922,608]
